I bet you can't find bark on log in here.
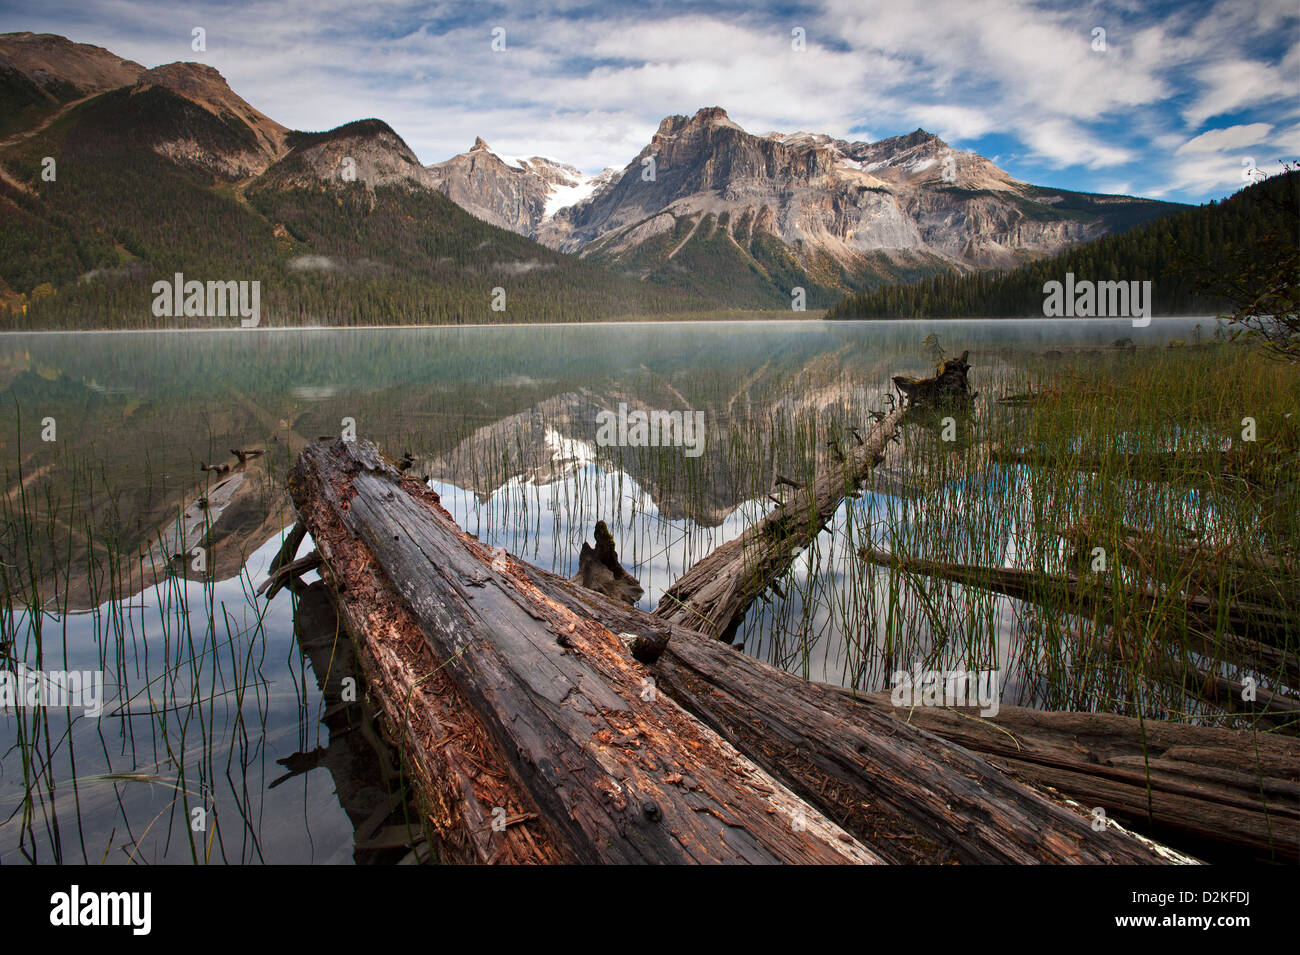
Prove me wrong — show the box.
[653,406,906,640]
[843,690,1299,862]
[529,563,1179,864]
[289,438,882,865]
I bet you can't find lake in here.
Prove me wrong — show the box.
[0,316,1238,862]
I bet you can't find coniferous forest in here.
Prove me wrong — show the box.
[0,91,709,328]
[827,171,1299,319]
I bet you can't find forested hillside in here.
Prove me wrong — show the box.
[0,90,706,328]
[827,171,1299,319]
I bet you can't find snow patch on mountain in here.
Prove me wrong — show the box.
[544,178,597,217]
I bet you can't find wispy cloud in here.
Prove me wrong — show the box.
[0,0,1295,202]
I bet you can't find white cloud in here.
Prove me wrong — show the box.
[1,0,1296,202]
[1183,57,1297,126]
[1159,153,1264,197]
[1176,123,1273,154]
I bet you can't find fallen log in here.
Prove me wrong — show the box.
[654,405,906,640]
[858,546,1300,723]
[842,690,1299,863]
[1064,517,1300,620]
[654,353,980,640]
[541,535,1290,860]
[990,448,1285,487]
[289,437,881,864]
[523,561,1179,864]
[289,438,1191,864]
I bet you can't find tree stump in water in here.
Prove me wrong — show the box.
[893,350,973,405]
[570,520,643,605]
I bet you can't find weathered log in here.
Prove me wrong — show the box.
[858,546,1300,720]
[842,690,1299,862]
[289,438,882,865]
[516,559,1182,864]
[1064,517,1299,619]
[289,466,567,864]
[654,406,906,640]
[552,554,1293,861]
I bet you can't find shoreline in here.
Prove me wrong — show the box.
[0,315,1223,335]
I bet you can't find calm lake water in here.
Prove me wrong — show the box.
[0,317,1219,863]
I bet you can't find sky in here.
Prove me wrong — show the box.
[2,0,1297,204]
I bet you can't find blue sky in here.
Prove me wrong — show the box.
[2,0,1297,203]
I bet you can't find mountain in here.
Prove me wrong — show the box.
[0,32,1191,326]
[0,31,288,179]
[826,170,1299,319]
[128,62,288,175]
[0,34,704,327]
[255,118,429,190]
[425,137,615,235]
[440,107,1184,308]
[0,32,143,137]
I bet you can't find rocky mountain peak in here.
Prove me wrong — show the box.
[253,118,428,192]
[691,106,738,127]
[886,128,952,159]
[653,105,743,141]
[0,30,144,97]
[426,138,613,236]
[132,62,243,112]
[130,61,289,170]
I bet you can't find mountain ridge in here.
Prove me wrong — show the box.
[0,31,1189,323]
[444,106,1184,306]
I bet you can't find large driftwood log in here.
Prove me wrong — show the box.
[290,447,569,864]
[541,558,1294,861]
[1064,518,1299,623]
[844,690,1299,863]
[289,438,881,865]
[653,406,907,640]
[518,563,1179,864]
